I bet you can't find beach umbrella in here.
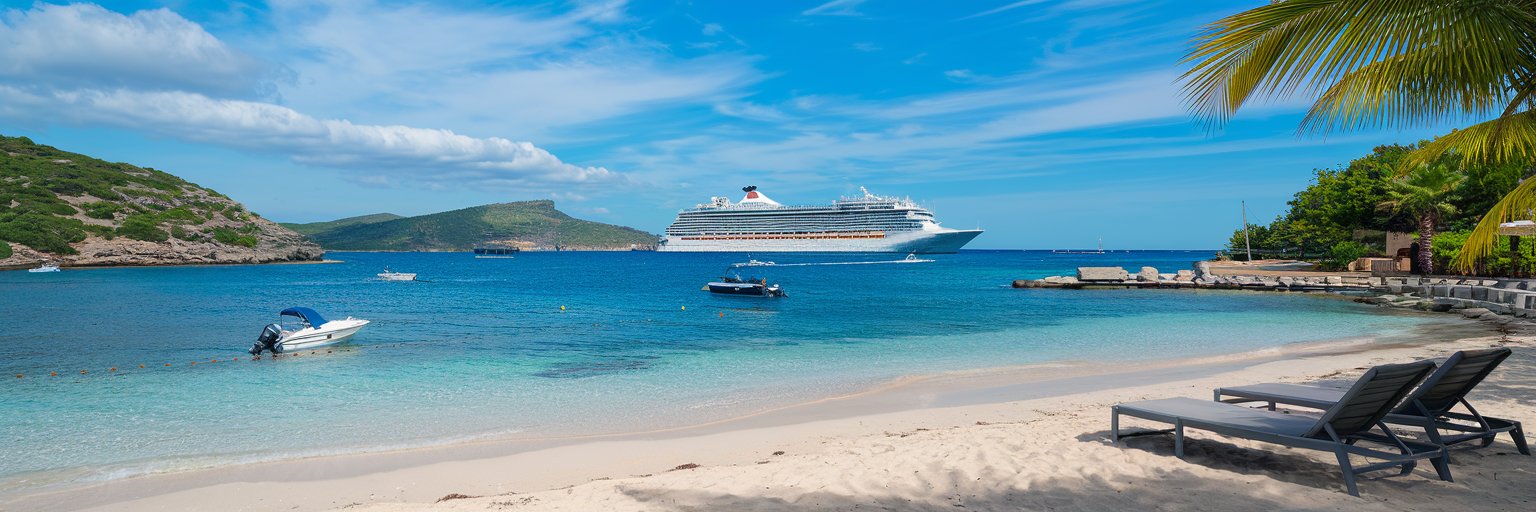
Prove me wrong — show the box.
[1498,220,1536,236]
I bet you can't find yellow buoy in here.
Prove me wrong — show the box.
[561,305,566,311]
[681,306,686,311]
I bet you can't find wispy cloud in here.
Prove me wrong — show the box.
[802,0,867,17]
[852,42,880,52]
[0,1,763,191]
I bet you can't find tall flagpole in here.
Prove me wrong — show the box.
[1242,201,1253,261]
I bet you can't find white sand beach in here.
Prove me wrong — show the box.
[21,320,1533,512]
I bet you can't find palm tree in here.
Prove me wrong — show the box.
[1180,1,1536,271]
[1379,164,1465,274]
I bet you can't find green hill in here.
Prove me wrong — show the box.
[281,213,403,236]
[0,134,321,267]
[303,201,657,251]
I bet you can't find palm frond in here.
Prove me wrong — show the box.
[1302,45,1536,133]
[1182,0,1536,129]
[1407,109,1536,168]
[1454,175,1536,271]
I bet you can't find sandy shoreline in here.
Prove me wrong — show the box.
[13,315,1532,511]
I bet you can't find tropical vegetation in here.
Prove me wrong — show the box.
[1186,0,1536,273]
[0,134,288,257]
[1226,142,1527,273]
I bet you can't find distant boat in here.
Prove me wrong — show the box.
[27,263,60,273]
[733,258,776,267]
[250,307,369,355]
[377,268,417,281]
[1053,237,1106,255]
[473,245,519,258]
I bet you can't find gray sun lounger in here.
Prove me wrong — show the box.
[1215,348,1528,456]
[1112,361,1448,497]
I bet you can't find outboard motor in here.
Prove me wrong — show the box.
[250,323,284,355]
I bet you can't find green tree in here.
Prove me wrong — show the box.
[1379,164,1465,274]
[1181,0,1536,272]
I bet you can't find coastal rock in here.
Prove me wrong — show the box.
[1357,296,1392,305]
[1043,276,1079,285]
[1174,270,1195,282]
[1137,267,1159,282]
[1077,267,1129,282]
[1459,307,1492,319]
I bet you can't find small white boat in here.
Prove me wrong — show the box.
[895,253,934,263]
[377,268,417,281]
[27,262,60,273]
[732,259,776,267]
[249,307,370,355]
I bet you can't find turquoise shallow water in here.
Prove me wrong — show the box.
[0,250,1448,494]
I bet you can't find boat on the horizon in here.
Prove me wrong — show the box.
[473,245,519,258]
[660,186,981,253]
[377,268,417,281]
[249,307,370,355]
[27,262,60,273]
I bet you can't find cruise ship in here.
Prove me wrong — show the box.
[659,186,982,253]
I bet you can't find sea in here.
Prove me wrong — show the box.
[0,250,1462,496]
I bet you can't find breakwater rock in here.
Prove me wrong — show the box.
[1013,265,1536,322]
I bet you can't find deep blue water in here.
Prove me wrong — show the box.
[0,250,1449,494]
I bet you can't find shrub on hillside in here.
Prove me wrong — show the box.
[117,214,168,242]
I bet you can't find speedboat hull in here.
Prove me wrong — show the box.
[378,273,417,281]
[706,282,786,297]
[277,319,369,352]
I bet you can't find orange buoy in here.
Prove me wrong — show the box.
[14,374,22,379]
[233,357,239,362]
[211,359,218,363]
[719,311,724,318]
[190,361,196,366]
[139,364,145,369]
[109,367,117,372]
[165,363,172,367]
[50,372,57,377]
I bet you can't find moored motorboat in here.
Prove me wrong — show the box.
[377,268,417,281]
[249,307,370,355]
[27,262,60,273]
[705,275,787,297]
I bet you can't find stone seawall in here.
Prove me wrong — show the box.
[1013,265,1536,320]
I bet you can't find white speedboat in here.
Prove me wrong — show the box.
[27,263,60,273]
[377,268,417,281]
[249,307,370,355]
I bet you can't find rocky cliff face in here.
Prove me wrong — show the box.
[0,134,322,269]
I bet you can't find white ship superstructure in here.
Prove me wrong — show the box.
[659,187,982,253]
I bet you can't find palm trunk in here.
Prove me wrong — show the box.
[1418,214,1436,275]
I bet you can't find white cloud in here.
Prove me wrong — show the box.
[902,52,928,65]
[0,3,276,96]
[0,86,617,187]
[852,42,880,52]
[0,1,768,191]
[802,0,867,17]
[701,22,723,36]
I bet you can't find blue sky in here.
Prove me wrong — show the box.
[0,0,1464,249]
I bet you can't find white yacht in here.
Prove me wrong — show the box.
[377,268,417,281]
[249,307,370,355]
[660,186,981,253]
[27,262,60,273]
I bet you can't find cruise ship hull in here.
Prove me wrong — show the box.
[660,228,981,253]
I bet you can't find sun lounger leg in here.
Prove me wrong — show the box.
[1334,449,1359,497]
[1430,450,1452,482]
[1512,421,1530,455]
[1111,408,1120,443]
[1174,419,1185,459]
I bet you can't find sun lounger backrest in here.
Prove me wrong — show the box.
[1307,361,1436,439]
[1396,348,1512,416]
